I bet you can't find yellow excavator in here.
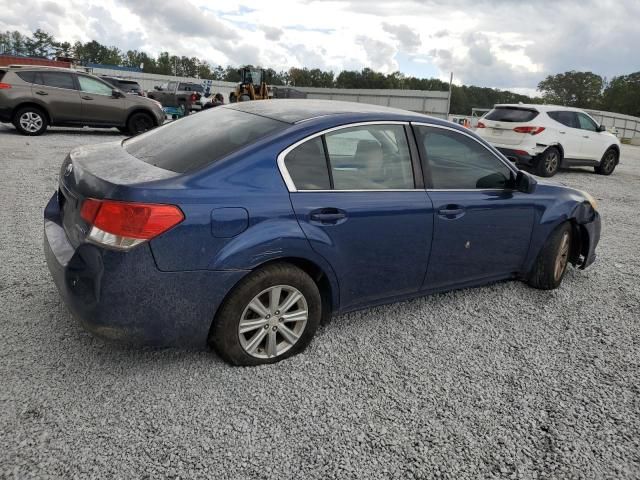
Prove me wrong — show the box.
[229,67,270,103]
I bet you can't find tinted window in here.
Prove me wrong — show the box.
[179,83,203,92]
[485,107,539,122]
[36,71,75,90]
[577,112,597,131]
[0,70,5,82]
[417,127,512,189]
[124,107,287,173]
[78,76,113,95]
[284,137,331,190]
[16,71,37,83]
[324,125,414,190]
[119,81,141,92]
[548,111,578,128]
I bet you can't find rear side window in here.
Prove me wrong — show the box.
[548,111,578,128]
[124,108,287,173]
[284,138,331,190]
[485,107,539,122]
[16,71,37,83]
[35,71,76,90]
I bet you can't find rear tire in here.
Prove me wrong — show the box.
[595,148,618,175]
[127,112,154,136]
[209,263,322,366]
[535,147,561,177]
[13,106,48,136]
[527,222,572,290]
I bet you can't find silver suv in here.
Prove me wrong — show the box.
[0,66,165,136]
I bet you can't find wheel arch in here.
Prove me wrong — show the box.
[126,108,159,127]
[12,102,52,124]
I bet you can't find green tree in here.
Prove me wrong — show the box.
[537,71,604,109]
[602,72,640,117]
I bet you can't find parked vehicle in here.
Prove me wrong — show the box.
[147,81,203,112]
[476,104,620,177]
[0,66,165,136]
[44,100,601,365]
[100,76,144,96]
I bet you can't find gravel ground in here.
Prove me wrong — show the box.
[1,123,639,479]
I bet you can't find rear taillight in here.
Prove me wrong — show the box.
[190,93,197,102]
[477,122,486,128]
[0,83,11,89]
[513,126,545,135]
[80,198,184,250]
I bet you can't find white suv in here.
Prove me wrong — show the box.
[476,104,620,177]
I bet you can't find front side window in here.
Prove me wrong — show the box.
[548,111,578,129]
[324,125,414,190]
[78,76,114,96]
[577,112,597,131]
[416,127,513,190]
[36,72,75,90]
[284,137,331,190]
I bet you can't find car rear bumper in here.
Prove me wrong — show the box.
[43,193,247,348]
[496,147,535,165]
[0,106,12,123]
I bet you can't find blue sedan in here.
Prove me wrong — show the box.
[44,100,601,365]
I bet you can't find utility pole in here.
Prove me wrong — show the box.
[447,72,453,117]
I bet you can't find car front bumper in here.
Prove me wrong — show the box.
[43,193,247,348]
[580,211,601,269]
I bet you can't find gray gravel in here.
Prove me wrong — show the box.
[1,123,639,479]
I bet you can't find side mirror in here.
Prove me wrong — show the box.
[597,124,607,132]
[154,85,161,91]
[112,89,123,98]
[515,170,537,194]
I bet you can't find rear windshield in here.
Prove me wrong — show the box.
[119,81,141,90]
[124,107,288,173]
[179,83,203,92]
[485,107,539,122]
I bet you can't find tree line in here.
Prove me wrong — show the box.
[1,29,638,117]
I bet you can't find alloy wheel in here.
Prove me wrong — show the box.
[238,285,309,359]
[554,231,570,282]
[19,112,43,133]
[545,151,559,174]
[602,152,616,173]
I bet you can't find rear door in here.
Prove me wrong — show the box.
[413,124,535,290]
[283,122,434,310]
[546,110,583,159]
[77,74,126,125]
[479,106,540,146]
[32,71,82,123]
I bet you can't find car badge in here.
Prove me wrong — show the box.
[64,164,73,176]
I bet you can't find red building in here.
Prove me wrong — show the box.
[0,55,71,68]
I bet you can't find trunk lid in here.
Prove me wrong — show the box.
[58,141,179,247]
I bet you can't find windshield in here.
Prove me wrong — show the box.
[244,69,262,84]
[124,107,288,173]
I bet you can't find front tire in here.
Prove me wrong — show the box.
[595,148,618,175]
[209,263,322,366]
[527,222,572,290]
[127,112,154,136]
[13,106,48,136]
[535,147,561,177]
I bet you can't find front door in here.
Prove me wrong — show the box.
[76,74,126,125]
[413,124,535,290]
[282,123,434,310]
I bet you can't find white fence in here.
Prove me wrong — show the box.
[85,67,451,118]
[585,109,640,142]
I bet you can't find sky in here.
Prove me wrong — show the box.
[1,0,638,95]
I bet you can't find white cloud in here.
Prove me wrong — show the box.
[0,0,638,91]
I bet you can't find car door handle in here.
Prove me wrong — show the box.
[583,135,590,138]
[81,96,94,100]
[559,131,566,134]
[35,90,48,96]
[309,208,347,224]
[438,206,465,219]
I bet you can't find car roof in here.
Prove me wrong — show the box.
[493,103,588,113]
[225,99,438,124]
